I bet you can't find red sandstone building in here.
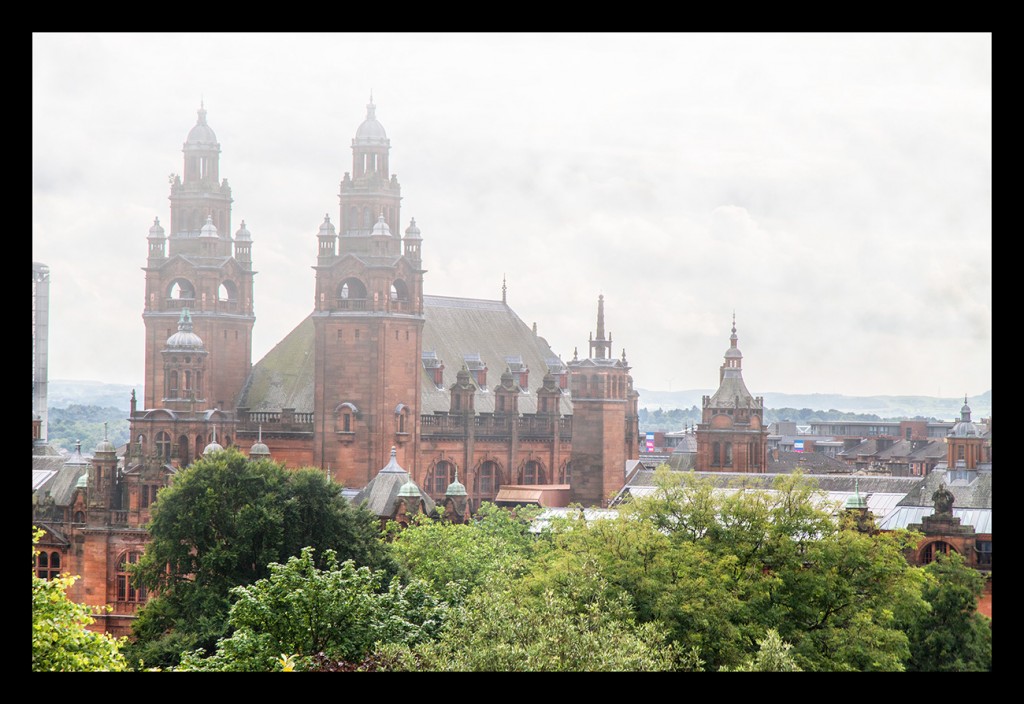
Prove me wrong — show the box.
[32,100,640,634]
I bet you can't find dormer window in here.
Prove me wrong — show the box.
[422,351,444,389]
[463,353,487,388]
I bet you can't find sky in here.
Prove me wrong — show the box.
[32,33,991,399]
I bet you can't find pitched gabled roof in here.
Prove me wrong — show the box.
[350,451,435,518]
[896,468,992,510]
[768,451,851,474]
[238,295,572,415]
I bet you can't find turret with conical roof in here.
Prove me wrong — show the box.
[946,395,988,470]
[695,314,767,473]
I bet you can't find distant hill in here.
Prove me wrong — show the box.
[46,380,991,424]
[636,389,991,423]
[47,380,138,412]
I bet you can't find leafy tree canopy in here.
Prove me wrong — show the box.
[128,449,395,668]
[175,547,449,672]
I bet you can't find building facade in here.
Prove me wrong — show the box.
[695,317,768,472]
[33,99,641,634]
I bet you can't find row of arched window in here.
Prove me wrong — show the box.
[140,431,231,462]
[422,459,572,496]
[710,441,762,468]
[167,278,238,303]
[34,549,148,604]
[346,204,395,230]
[166,369,202,398]
[337,277,409,304]
[572,374,628,399]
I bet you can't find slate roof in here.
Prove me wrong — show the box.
[350,450,435,518]
[895,467,992,510]
[878,507,992,534]
[767,450,851,474]
[238,295,571,415]
[33,456,88,507]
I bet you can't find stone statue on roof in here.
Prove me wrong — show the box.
[931,481,954,516]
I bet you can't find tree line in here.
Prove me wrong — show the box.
[33,449,990,672]
[639,406,939,432]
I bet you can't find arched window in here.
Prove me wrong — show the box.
[521,460,545,485]
[168,370,178,397]
[712,442,721,467]
[395,404,410,434]
[335,402,358,434]
[167,279,196,301]
[921,541,957,564]
[218,280,238,302]
[156,432,171,459]
[724,442,733,467]
[428,461,455,495]
[184,370,192,391]
[116,551,147,603]
[477,461,501,495]
[35,551,61,580]
[73,511,85,523]
[338,278,367,308]
[560,461,572,485]
[391,279,409,301]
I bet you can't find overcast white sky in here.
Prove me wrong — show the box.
[33,33,991,399]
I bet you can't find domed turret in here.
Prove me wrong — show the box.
[203,428,224,456]
[185,103,218,148]
[94,423,116,455]
[353,97,389,146]
[445,467,467,497]
[249,426,270,459]
[950,396,983,438]
[371,213,393,237]
[199,214,219,239]
[165,309,204,350]
[234,220,252,242]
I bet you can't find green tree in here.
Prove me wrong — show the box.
[386,502,539,600]
[590,467,926,671]
[32,528,127,672]
[903,551,992,671]
[176,547,448,672]
[721,629,802,672]
[379,562,681,672]
[128,449,395,668]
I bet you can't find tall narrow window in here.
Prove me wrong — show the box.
[156,432,171,459]
[478,461,499,495]
[429,461,454,495]
[116,552,147,603]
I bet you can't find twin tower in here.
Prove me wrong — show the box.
[135,98,641,509]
